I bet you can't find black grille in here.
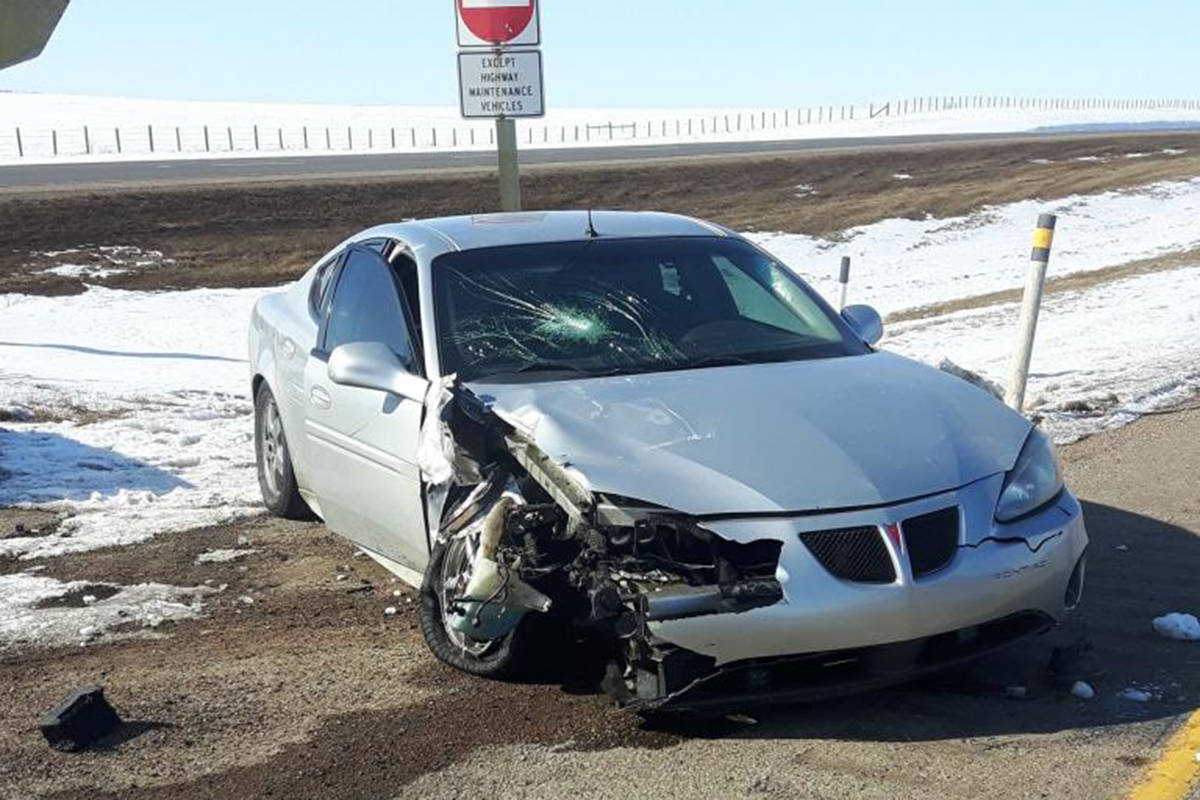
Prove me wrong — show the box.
[799,526,895,584]
[903,507,960,578]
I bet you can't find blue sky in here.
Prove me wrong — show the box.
[2,0,1198,108]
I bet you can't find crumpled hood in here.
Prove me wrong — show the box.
[470,352,1031,515]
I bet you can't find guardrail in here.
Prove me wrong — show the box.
[2,96,1198,161]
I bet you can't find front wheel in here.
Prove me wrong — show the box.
[417,537,525,678]
[254,383,309,519]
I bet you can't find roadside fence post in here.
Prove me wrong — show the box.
[370,128,375,149]
[52,129,58,156]
[348,126,353,150]
[326,127,331,149]
[1005,214,1057,412]
[175,126,182,152]
[204,125,210,152]
[303,126,309,150]
[227,126,233,151]
[837,256,851,310]
[147,125,153,153]
[278,128,284,150]
[115,128,122,154]
[84,125,91,155]
[15,127,22,157]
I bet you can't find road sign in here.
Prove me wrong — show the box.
[0,0,70,71]
[456,0,539,48]
[458,50,544,118]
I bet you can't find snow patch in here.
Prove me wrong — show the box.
[0,572,218,652]
[1152,612,1200,641]
[1070,681,1095,699]
[0,285,268,559]
[885,266,1200,443]
[750,177,1200,318]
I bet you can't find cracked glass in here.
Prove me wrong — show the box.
[433,237,866,382]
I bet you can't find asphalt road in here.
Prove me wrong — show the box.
[0,129,1169,190]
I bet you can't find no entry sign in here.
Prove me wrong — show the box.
[456,0,540,48]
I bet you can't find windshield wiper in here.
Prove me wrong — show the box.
[483,362,627,379]
[658,354,757,372]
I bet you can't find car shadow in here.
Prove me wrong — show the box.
[713,500,1200,742]
[0,341,244,363]
[0,427,191,504]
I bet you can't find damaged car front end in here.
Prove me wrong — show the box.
[416,375,1087,712]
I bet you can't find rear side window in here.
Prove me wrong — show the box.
[309,253,341,319]
[323,247,418,372]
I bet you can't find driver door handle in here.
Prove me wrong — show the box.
[309,385,332,410]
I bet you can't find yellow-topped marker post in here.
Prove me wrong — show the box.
[1005,213,1057,411]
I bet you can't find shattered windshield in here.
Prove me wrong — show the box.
[433,237,866,382]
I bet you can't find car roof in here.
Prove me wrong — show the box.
[356,210,732,254]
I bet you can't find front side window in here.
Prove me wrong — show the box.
[433,237,864,382]
[323,248,417,371]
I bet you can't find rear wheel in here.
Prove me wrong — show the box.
[417,536,525,678]
[254,383,309,519]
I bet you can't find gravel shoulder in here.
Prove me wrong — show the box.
[1,400,1197,800]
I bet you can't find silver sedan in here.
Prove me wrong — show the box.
[248,210,1087,710]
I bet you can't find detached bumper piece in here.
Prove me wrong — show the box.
[39,686,122,751]
[629,610,1055,713]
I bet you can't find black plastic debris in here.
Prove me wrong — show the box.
[39,686,122,751]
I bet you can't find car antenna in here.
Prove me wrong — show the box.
[585,208,600,238]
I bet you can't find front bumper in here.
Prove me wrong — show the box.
[648,473,1088,667]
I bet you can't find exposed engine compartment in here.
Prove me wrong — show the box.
[417,377,785,710]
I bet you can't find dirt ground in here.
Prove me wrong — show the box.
[1,397,1198,800]
[3,132,1200,297]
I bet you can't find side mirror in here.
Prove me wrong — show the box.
[841,304,883,346]
[327,342,424,399]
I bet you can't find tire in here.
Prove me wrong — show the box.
[417,537,525,678]
[254,383,310,520]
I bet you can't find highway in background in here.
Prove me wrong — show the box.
[0,128,1169,190]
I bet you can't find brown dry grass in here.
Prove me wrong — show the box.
[1,132,1199,296]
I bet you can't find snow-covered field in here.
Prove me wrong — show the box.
[2,179,1199,649]
[2,91,1200,164]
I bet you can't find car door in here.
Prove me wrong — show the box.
[301,245,429,572]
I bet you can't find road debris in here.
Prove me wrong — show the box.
[195,548,259,564]
[1152,612,1200,641]
[1119,688,1153,702]
[383,606,398,617]
[726,714,758,725]
[1070,681,1095,699]
[39,687,122,752]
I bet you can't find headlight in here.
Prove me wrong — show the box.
[995,428,1063,522]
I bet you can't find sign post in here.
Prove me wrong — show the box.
[455,0,543,212]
